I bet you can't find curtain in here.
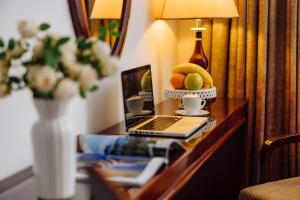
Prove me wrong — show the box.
[202,0,300,185]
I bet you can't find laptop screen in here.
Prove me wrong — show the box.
[121,65,155,130]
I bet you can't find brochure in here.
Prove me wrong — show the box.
[78,134,185,160]
[77,153,166,187]
[77,134,185,186]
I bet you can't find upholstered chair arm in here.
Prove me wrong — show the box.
[260,133,300,183]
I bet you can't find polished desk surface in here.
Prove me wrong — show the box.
[0,98,247,200]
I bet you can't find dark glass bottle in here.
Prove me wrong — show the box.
[189,31,208,69]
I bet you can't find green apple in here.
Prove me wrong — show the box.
[184,73,203,90]
[141,70,152,92]
[141,76,152,92]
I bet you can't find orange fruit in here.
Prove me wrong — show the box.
[170,73,186,89]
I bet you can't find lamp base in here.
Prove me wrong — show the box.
[189,31,208,70]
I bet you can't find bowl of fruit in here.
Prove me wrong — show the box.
[164,63,217,100]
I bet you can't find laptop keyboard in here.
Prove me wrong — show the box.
[137,116,182,131]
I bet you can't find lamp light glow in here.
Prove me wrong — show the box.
[91,0,122,19]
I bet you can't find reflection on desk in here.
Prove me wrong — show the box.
[0,178,90,200]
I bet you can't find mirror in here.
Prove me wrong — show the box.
[68,0,131,56]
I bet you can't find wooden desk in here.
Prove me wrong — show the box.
[0,98,248,200]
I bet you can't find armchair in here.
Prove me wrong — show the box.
[239,133,300,200]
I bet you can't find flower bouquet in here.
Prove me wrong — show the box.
[0,21,120,199]
[0,21,119,99]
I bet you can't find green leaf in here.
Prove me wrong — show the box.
[44,37,52,49]
[77,39,91,51]
[44,48,61,68]
[98,26,106,41]
[39,23,50,31]
[40,37,62,68]
[8,76,20,84]
[111,31,120,37]
[23,73,28,85]
[56,37,70,47]
[95,63,102,75]
[7,76,24,90]
[0,39,4,48]
[77,54,91,64]
[32,89,53,99]
[89,85,98,92]
[0,52,6,60]
[22,61,37,67]
[109,20,119,31]
[8,39,15,50]
[80,87,86,99]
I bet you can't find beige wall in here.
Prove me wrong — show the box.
[176,20,195,64]
[0,0,177,180]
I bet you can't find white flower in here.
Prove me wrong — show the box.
[60,51,82,79]
[34,67,57,92]
[79,65,97,90]
[54,79,78,100]
[59,39,76,55]
[101,56,119,76]
[0,60,9,82]
[26,66,39,86]
[59,40,80,79]
[27,66,57,92]
[18,21,38,38]
[63,62,83,79]
[0,83,9,97]
[92,40,111,61]
[8,42,25,59]
[61,49,76,65]
[32,40,44,59]
[87,36,98,43]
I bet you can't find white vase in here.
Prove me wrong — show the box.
[31,99,76,199]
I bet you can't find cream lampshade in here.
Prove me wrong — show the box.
[91,0,122,19]
[153,0,239,19]
[152,0,239,69]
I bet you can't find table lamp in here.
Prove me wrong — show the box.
[90,0,122,19]
[152,0,239,70]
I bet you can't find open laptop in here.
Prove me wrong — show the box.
[121,65,207,138]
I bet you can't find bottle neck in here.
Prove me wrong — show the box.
[196,31,202,39]
[193,32,204,52]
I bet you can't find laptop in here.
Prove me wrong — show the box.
[121,65,208,138]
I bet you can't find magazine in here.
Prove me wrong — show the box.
[77,134,185,186]
[77,153,166,187]
[77,134,185,160]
